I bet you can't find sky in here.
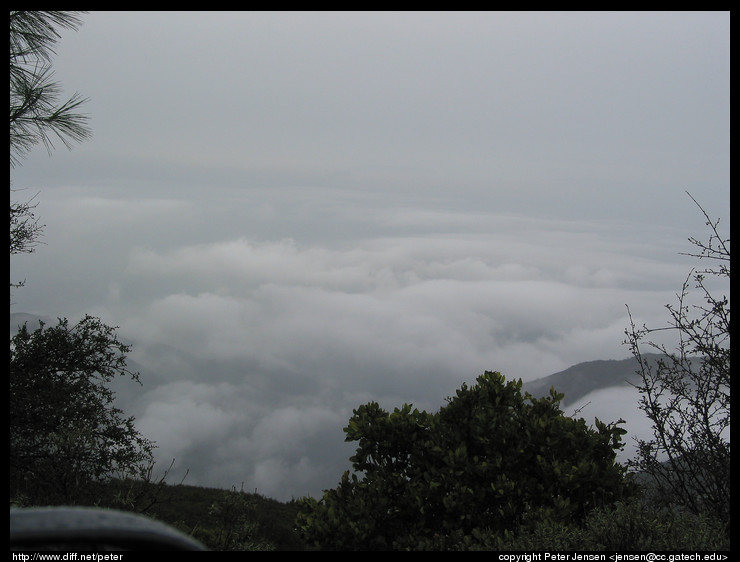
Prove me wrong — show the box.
[10,11,730,501]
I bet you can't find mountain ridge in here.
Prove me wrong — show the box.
[522,355,649,408]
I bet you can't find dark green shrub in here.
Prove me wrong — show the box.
[298,372,634,550]
[503,498,729,551]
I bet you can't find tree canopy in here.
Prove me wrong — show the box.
[297,371,634,550]
[10,316,156,506]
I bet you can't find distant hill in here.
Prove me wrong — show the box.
[10,312,52,334]
[521,354,666,408]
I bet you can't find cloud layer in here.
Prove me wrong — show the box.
[89,199,689,499]
[12,182,705,500]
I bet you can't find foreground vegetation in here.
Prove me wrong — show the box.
[11,479,306,551]
[135,483,306,551]
[10,472,729,551]
[298,372,634,550]
[294,371,729,551]
[9,367,730,551]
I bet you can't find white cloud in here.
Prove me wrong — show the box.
[110,219,695,500]
[137,381,248,459]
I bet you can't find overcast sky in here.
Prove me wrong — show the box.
[10,11,729,501]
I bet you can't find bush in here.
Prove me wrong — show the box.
[502,498,730,551]
[298,371,634,550]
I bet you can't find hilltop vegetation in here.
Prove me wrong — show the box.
[127,482,307,551]
[11,478,307,551]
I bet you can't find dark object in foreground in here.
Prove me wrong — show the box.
[10,506,206,551]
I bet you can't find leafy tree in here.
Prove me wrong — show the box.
[10,315,156,506]
[624,193,730,524]
[297,372,634,550]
